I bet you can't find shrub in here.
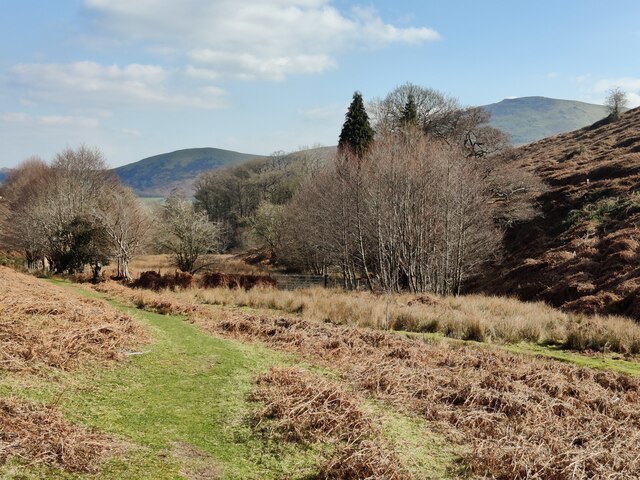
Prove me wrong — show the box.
[132,270,193,291]
[198,272,276,290]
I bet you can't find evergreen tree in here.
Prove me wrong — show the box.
[399,94,419,127]
[338,91,374,158]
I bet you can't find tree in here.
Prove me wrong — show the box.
[1,146,148,278]
[368,83,458,136]
[93,183,150,280]
[158,190,223,273]
[369,83,509,158]
[194,147,325,247]
[605,87,628,119]
[399,94,419,127]
[0,158,50,269]
[252,201,286,255]
[338,91,374,158]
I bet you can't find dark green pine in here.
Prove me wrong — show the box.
[400,94,419,127]
[338,91,375,158]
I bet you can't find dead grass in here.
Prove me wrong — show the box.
[108,254,269,280]
[182,285,640,355]
[86,278,640,478]
[0,396,112,472]
[484,107,640,317]
[252,367,409,480]
[0,266,147,372]
[210,312,640,479]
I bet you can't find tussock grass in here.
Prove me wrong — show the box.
[181,285,640,355]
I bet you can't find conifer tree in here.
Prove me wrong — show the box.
[338,91,374,158]
[400,94,419,127]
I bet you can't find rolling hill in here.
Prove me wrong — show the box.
[478,107,640,317]
[113,147,262,197]
[483,97,612,145]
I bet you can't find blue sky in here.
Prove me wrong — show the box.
[1,0,639,168]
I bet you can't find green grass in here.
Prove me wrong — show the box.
[401,331,640,376]
[2,280,460,479]
[2,287,322,479]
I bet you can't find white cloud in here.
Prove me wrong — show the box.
[572,75,640,108]
[8,61,227,109]
[84,0,439,80]
[593,77,640,94]
[592,77,640,108]
[189,50,336,81]
[0,112,100,128]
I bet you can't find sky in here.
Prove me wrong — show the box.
[1,0,639,169]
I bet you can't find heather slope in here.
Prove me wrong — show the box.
[481,107,640,317]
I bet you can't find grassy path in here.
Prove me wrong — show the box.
[2,283,322,479]
[1,280,459,479]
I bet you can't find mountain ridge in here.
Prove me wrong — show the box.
[113,147,262,197]
[103,97,617,197]
[484,96,611,145]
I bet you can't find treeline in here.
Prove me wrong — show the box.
[0,146,223,279]
[193,148,329,247]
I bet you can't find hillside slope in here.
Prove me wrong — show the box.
[482,107,640,317]
[484,97,611,145]
[114,147,261,197]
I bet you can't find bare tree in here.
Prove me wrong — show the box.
[158,190,223,273]
[1,158,52,269]
[369,83,509,158]
[93,183,150,280]
[605,87,628,119]
[368,82,459,136]
[280,127,505,294]
[252,201,286,256]
[1,146,148,277]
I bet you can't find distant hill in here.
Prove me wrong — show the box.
[477,107,640,318]
[483,97,612,145]
[0,168,9,183]
[114,148,262,197]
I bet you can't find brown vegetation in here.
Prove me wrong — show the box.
[90,279,640,478]
[0,396,112,472]
[185,286,640,355]
[481,107,640,317]
[252,367,409,480]
[132,270,193,291]
[0,266,146,372]
[210,312,640,479]
[198,272,276,290]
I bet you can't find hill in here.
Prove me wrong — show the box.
[483,96,611,145]
[114,147,262,197]
[479,107,640,317]
[0,168,9,183]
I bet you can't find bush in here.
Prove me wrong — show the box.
[198,272,276,290]
[132,271,193,291]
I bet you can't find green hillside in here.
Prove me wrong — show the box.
[114,147,262,197]
[483,96,611,145]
